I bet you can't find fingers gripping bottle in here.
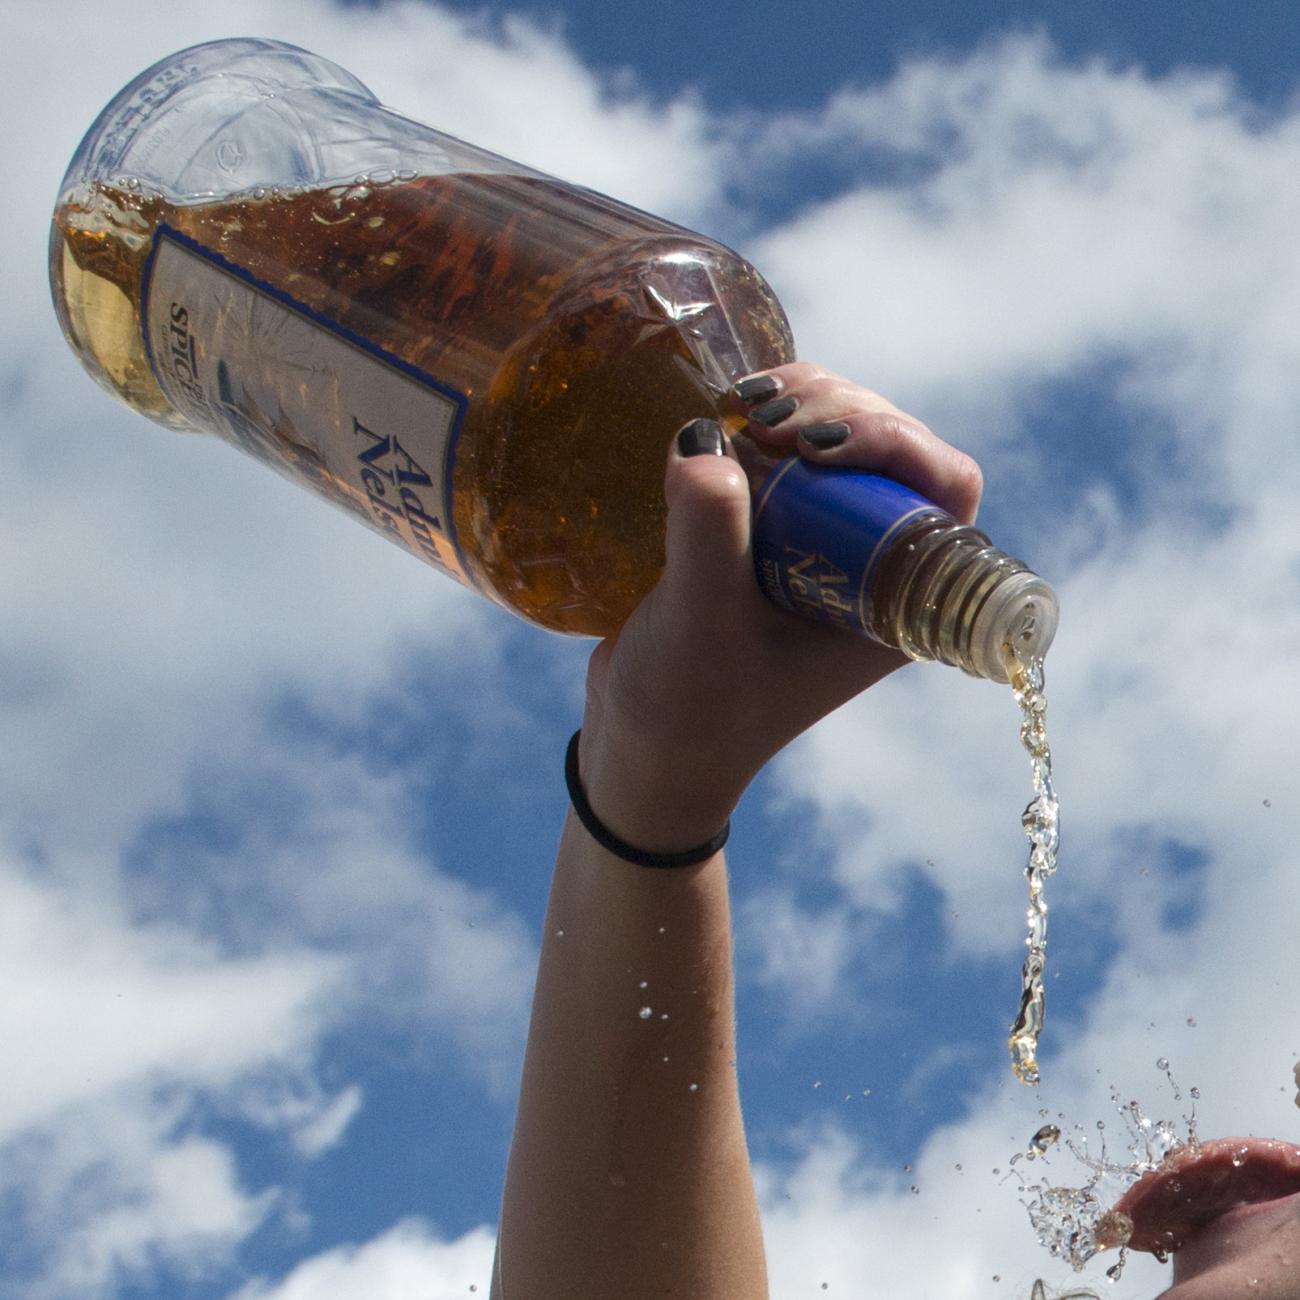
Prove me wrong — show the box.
[50,38,1057,680]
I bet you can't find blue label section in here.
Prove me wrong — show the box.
[751,459,939,637]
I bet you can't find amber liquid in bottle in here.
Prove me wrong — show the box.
[51,173,793,635]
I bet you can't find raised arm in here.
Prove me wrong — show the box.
[492,364,982,1300]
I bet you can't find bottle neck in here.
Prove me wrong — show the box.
[867,513,1059,682]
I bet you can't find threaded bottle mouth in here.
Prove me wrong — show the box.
[867,514,1059,682]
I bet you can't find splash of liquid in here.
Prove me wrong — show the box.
[1015,1061,1200,1274]
[1007,653,1060,1085]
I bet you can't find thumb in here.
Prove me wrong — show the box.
[660,419,755,611]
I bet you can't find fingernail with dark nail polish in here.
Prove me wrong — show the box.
[799,421,851,449]
[677,418,726,457]
[732,374,782,405]
[748,395,799,426]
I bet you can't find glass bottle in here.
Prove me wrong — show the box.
[49,38,1056,680]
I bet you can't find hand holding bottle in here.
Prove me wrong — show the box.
[575,363,985,858]
[53,39,1053,676]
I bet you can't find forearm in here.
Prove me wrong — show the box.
[493,812,767,1300]
[491,371,969,1297]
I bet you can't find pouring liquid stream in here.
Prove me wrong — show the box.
[1007,650,1059,1086]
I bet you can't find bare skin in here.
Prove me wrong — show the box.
[492,364,979,1299]
[1162,1197,1300,1300]
[1115,1137,1300,1299]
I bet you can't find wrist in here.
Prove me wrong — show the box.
[565,732,730,867]
[575,719,743,858]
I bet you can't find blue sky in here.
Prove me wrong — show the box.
[6,2,1300,1297]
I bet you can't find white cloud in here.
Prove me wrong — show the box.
[120,738,540,1093]
[234,1078,365,1160]
[0,721,533,1296]
[0,853,342,1296]
[54,1136,272,1293]
[739,886,864,1014]
[229,1219,497,1300]
[0,858,344,1139]
[317,5,728,222]
[2,1091,281,1300]
[751,33,1300,458]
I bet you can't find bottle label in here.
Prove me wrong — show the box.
[751,458,935,639]
[141,225,471,588]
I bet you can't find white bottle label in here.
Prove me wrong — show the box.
[142,226,471,587]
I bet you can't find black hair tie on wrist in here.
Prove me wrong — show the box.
[564,730,730,868]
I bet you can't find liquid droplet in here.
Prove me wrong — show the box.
[1026,1123,1062,1158]
[639,1006,653,1019]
